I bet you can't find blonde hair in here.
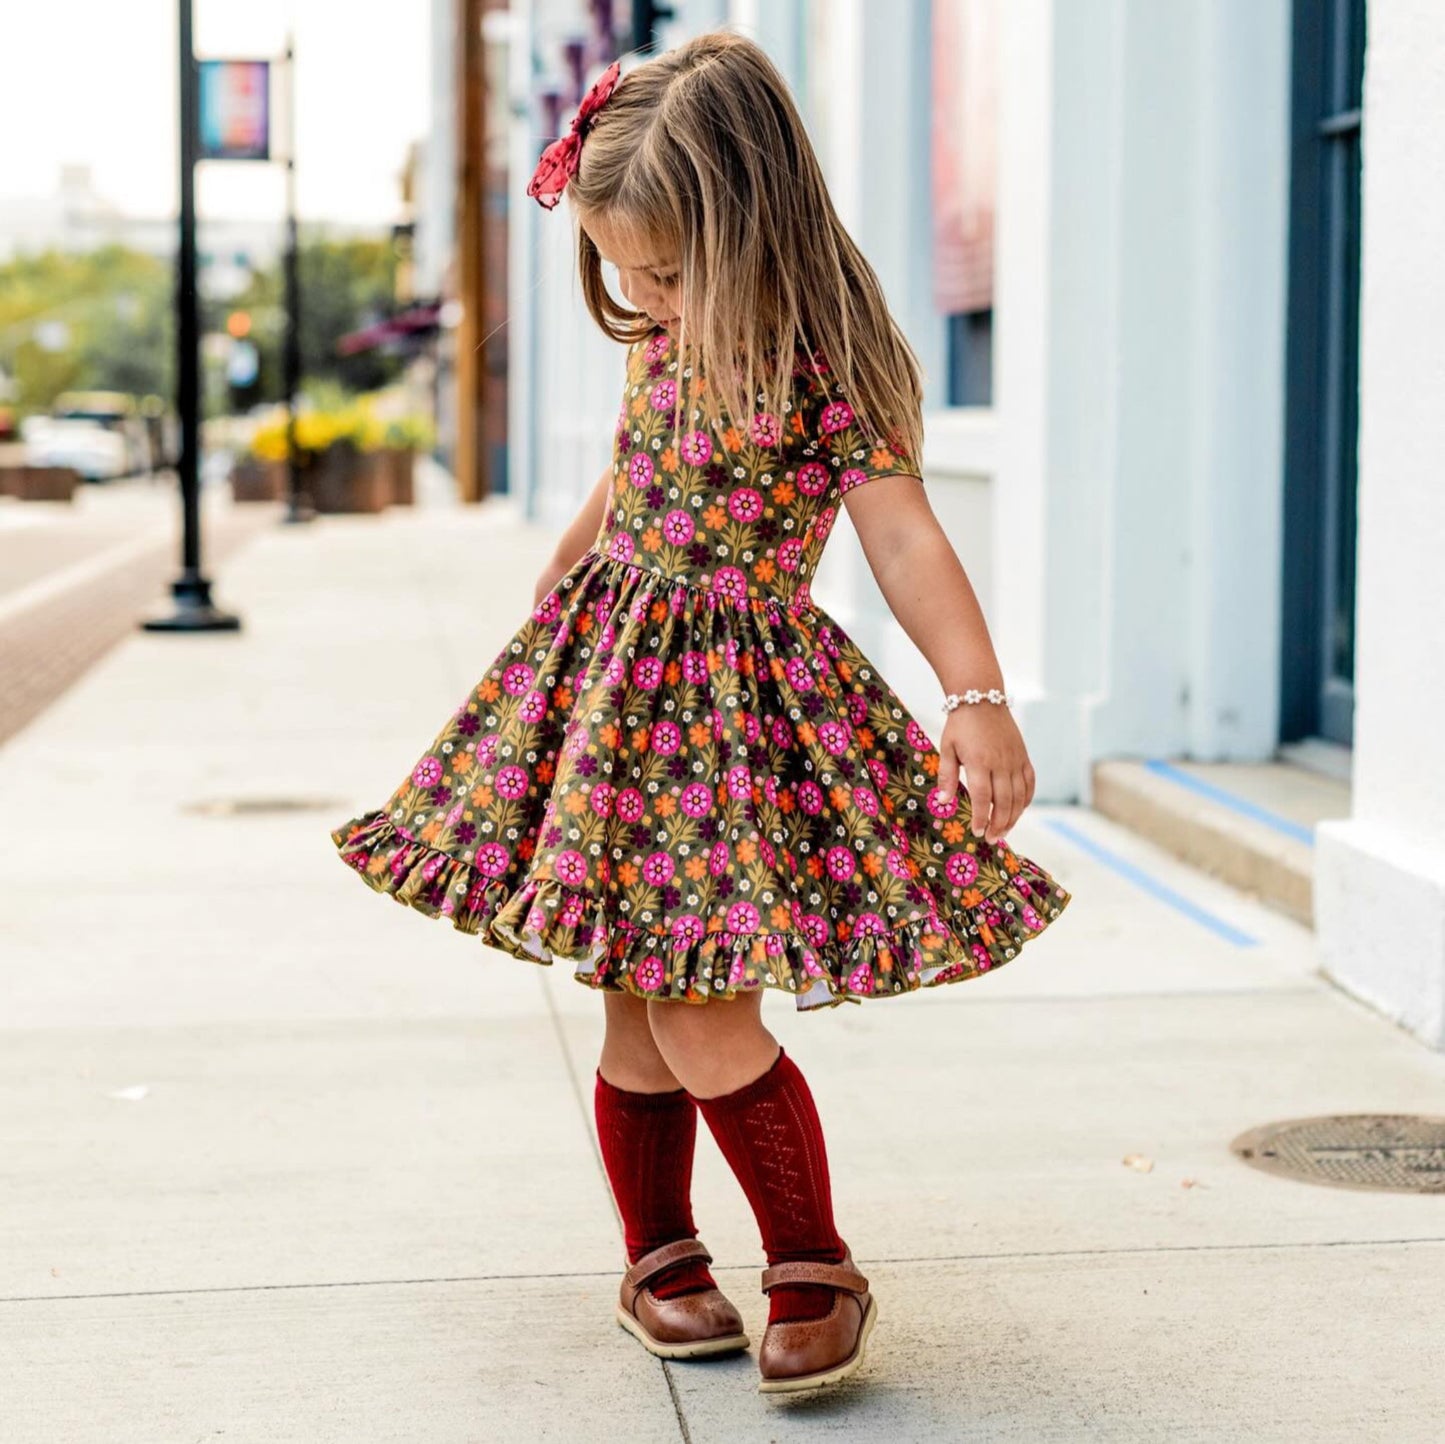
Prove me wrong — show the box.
[565,28,925,464]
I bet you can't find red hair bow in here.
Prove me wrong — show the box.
[527,60,622,211]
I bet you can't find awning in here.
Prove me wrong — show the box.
[336,300,443,356]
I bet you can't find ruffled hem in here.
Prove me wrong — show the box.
[331,808,1073,1012]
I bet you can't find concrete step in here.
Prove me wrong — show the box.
[1090,751,1352,928]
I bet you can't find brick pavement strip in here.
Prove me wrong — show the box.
[0,504,280,747]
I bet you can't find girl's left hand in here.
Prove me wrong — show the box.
[935,705,1036,845]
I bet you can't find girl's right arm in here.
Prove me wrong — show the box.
[532,464,612,604]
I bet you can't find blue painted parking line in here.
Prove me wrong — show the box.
[1143,759,1317,845]
[1043,816,1261,948]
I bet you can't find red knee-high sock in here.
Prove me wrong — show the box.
[692,1046,848,1325]
[594,1070,719,1300]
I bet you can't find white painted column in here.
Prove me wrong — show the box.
[1315,0,1445,1050]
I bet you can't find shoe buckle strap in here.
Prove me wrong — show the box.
[760,1260,869,1295]
[622,1237,712,1298]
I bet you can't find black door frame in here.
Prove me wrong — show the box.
[1280,0,1364,747]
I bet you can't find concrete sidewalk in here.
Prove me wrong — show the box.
[3,493,1443,1442]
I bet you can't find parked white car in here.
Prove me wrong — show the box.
[22,414,129,480]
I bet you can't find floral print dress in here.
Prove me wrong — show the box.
[331,328,1073,1010]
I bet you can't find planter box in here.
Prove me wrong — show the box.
[310,446,390,514]
[1,465,80,502]
[230,458,287,502]
[383,446,415,506]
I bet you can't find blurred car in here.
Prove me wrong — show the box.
[27,392,150,480]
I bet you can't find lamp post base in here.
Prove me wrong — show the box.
[141,574,242,632]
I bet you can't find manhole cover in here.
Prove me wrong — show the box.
[182,797,342,817]
[1230,1114,1445,1194]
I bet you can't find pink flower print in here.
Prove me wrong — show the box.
[475,841,510,877]
[680,782,713,817]
[708,840,731,875]
[803,952,825,978]
[645,720,679,757]
[726,901,760,934]
[750,412,781,447]
[519,689,548,724]
[740,712,762,745]
[853,912,887,938]
[558,891,588,928]
[927,786,960,820]
[760,835,777,866]
[642,851,675,886]
[650,379,677,411]
[412,756,443,788]
[845,693,868,726]
[629,452,654,488]
[722,637,741,670]
[711,566,748,605]
[838,467,869,494]
[495,765,530,801]
[662,509,694,545]
[784,656,815,691]
[945,850,980,888]
[477,736,500,767]
[728,487,763,523]
[607,532,635,564]
[796,461,829,496]
[852,785,880,816]
[726,765,753,800]
[826,846,857,881]
[762,774,780,805]
[671,914,705,947]
[421,854,445,882]
[602,655,626,687]
[634,955,667,992]
[590,783,616,818]
[816,622,838,658]
[814,507,836,542]
[502,662,534,695]
[816,719,852,756]
[905,719,932,752]
[886,847,913,880]
[1021,902,1042,931]
[867,757,890,789]
[800,912,829,948]
[446,802,464,826]
[820,400,855,434]
[628,592,652,622]
[796,780,824,815]
[770,717,794,747]
[971,942,993,972]
[1012,873,1037,899]
[680,430,713,466]
[554,850,588,886]
[615,787,646,822]
[532,592,561,623]
[682,650,709,685]
[645,334,669,362]
[728,952,749,986]
[631,656,663,689]
[776,537,804,572]
[846,960,875,993]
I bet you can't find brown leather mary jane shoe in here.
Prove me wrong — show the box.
[756,1247,877,1394]
[615,1238,750,1360]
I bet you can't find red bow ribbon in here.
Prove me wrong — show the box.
[527,60,623,210]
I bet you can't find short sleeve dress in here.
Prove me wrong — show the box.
[331,327,1074,1010]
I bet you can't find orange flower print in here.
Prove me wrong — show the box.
[478,679,500,703]
[642,528,663,553]
[703,504,727,531]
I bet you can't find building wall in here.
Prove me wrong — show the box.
[1315,0,1445,1048]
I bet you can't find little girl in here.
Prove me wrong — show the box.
[332,29,1072,1395]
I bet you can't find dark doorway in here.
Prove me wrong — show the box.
[1280,0,1364,747]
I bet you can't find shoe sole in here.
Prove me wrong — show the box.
[757,1294,878,1394]
[616,1305,751,1360]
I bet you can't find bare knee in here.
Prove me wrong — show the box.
[646,990,779,1099]
[599,991,682,1092]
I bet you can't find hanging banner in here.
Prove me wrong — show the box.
[199,60,271,161]
[931,0,997,315]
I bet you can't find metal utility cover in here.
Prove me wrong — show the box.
[1230,1114,1445,1194]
